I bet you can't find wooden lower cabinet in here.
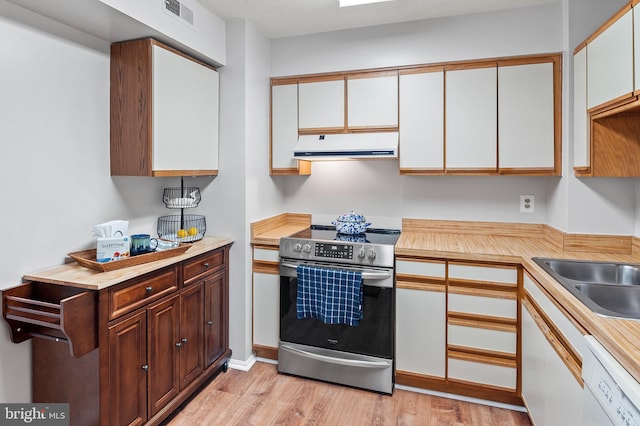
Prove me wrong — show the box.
[4,244,232,426]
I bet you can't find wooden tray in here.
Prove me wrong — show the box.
[68,244,190,272]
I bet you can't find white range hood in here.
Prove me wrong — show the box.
[293,132,398,161]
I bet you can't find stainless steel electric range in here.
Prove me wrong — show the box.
[278,225,401,394]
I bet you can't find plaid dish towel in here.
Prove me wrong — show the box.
[296,264,364,326]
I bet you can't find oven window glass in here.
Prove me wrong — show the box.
[279,276,393,359]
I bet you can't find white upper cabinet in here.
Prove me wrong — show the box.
[347,72,398,128]
[271,83,299,171]
[636,7,640,92]
[152,44,219,173]
[298,79,345,130]
[498,62,555,170]
[399,69,444,171]
[573,48,590,170]
[445,66,497,171]
[587,9,633,109]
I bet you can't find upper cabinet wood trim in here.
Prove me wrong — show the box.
[298,74,346,84]
[271,77,298,86]
[584,3,633,45]
[399,66,445,76]
[348,70,398,80]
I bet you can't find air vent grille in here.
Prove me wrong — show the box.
[163,0,194,26]
[164,0,180,17]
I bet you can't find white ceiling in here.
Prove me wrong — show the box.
[198,0,559,38]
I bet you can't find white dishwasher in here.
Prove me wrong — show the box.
[583,335,640,426]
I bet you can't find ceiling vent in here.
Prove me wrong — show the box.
[164,0,194,26]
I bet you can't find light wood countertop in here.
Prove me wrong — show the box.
[23,236,234,291]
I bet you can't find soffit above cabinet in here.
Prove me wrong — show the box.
[3,0,225,66]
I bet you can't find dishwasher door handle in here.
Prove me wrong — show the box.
[280,344,391,369]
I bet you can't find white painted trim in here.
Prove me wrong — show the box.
[394,384,528,413]
[228,354,257,371]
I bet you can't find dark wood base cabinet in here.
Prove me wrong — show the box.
[3,243,232,426]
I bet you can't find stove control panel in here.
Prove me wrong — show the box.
[315,242,353,259]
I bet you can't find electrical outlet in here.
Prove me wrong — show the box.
[520,195,535,213]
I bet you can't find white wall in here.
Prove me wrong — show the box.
[271,4,562,226]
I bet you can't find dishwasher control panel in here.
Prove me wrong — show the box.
[584,336,640,426]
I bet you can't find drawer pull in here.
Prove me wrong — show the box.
[207,320,213,326]
[203,262,210,268]
[141,365,149,372]
[145,286,153,293]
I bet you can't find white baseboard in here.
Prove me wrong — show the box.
[227,354,257,372]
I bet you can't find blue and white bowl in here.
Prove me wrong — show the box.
[332,211,371,235]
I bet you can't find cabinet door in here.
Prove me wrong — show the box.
[396,287,446,377]
[271,83,299,171]
[574,48,590,170]
[298,78,345,130]
[498,62,555,169]
[180,283,205,389]
[399,69,444,171]
[204,271,227,367]
[253,272,280,349]
[522,305,583,426]
[147,296,180,418]
[347,72,398,128]
[109,312,148,426]
[152,44,219,173]
[445,66,497,171]
[587,9,633,109]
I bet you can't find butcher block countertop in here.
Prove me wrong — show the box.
[251,214,640,384]
[23,236,234,291]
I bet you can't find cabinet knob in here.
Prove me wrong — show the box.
[203,262,210,268]
[141,365,149,372]
[207,320,213,326]
[182,338,188,343]
[145,286,153,293]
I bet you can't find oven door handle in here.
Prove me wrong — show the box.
[280,261,391,281]
[280,344,391,369]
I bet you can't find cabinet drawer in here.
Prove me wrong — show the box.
[253,247,280,263]
[183,249,226,283]
[2,281,97,357]
[524,272,585,359]
[396,259,445,278]
[448,293,517,319]
[448,356,517,390]
[448,263,517,284]
[448,324,516,354]
[109,268,179,320]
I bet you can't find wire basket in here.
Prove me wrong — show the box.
[157,214,206,242]
[163,187,201,209]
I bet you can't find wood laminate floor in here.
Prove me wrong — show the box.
[163,362,532,426]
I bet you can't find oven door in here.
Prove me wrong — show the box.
[279,259,394,359]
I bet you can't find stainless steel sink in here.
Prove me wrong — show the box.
[533,258,640,320]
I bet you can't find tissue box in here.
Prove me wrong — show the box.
[96,236,130,263]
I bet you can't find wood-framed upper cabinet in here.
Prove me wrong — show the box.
[587,7,633,110]
[573,47,590,174]
[398,67,445,174]
[347,70,399,130]
[498,58,558,174]
[270,79,311,176]
[445,64,498,173]
[298,76,345,132]
[110,38,219,177]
